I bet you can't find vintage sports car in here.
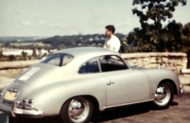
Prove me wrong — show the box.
[0,47,183,123]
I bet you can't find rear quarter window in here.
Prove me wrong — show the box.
[41,53,73,66]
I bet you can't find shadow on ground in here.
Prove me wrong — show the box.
[92,100,179,123]
[92,102,152,122]
[12,93,190,123]
[10,101,177,123]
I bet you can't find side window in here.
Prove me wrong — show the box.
[100,55,127,72]
[79,58,100,74]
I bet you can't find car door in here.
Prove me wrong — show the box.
[99,55,150,107]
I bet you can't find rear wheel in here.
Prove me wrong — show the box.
[60,97,93,123]
[153,82,174,108]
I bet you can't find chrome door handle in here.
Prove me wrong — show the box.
[107,81,115,86]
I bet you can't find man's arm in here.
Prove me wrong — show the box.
[116,40,121,52]
[103,43,107,48]
[103,40,109,49]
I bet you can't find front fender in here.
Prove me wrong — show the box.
[143,69,181,98]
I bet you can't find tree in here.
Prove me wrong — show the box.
[166,21,183,51]
[128,0,187,52]
[182,23,190,68]
[183,23,190,36]
[182,23,190,53]
[21,51,28,60]
[0,49,3,57]
[133,0,186,30]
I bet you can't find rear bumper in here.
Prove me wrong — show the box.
[13,107,43,116]
[0,101,43,118]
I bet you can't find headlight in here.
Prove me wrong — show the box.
[16,98,33,110]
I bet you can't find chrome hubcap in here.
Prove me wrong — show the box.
[68,98,90,123]
[154,84,171,106]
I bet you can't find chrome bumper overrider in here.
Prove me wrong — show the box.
[179,84,184,95]
[0,102,43,117]
[13,107,43,116]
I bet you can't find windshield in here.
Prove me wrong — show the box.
[41,53,73,66]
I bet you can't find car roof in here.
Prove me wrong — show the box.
[58,47,120,57]
[42,47,122,74]
[55,47,121,73]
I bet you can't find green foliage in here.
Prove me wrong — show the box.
[127,0,187,52]
[21,51,28,60]
[0,49,2,57]
[133,0,186,29]
[182,22,190,52]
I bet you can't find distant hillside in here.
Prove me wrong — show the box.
[0,34,127,49]
[0,36,46,42]
[39,33,126,49]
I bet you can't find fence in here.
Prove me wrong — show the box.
[0,53,188,75]
[122,52,187,73]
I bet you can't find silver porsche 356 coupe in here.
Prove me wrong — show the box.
[0,47,183,123]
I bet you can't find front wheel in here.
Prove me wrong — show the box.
[60,97,93,123]
[153,82,174,108]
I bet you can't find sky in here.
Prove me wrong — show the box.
[0,0,190,36]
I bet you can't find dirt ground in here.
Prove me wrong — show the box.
[97,93,190,123]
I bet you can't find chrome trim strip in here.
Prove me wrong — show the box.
[14,108,43,116]
[103,99,154,110]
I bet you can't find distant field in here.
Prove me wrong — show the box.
[0,60,39,78]
[0,60,39,70]
[0,60,39,88]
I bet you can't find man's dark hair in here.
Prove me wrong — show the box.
[105,25,115,34]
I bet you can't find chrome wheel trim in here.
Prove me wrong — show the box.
[154,84,171,106]
[68,98,90,123]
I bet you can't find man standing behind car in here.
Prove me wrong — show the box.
[103,25,121,52]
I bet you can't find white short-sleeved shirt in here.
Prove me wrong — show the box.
[103,35,121,52]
